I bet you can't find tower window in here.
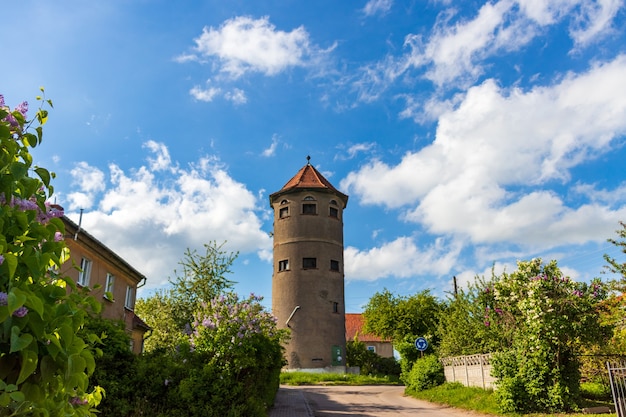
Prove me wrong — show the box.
[302,203,316,215]
[330,260,340,272]
[329,207,338,218]
[303,196,315,201]
[279,207,289,218]
[279,259,289,271]
[303,258,317,269]
[333,302,339,313]
[281,199,289,205]
[330,199,337,205]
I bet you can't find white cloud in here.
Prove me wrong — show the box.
[343,55,626,249]
[65,142,271,293]
[143,140,173,171]
[569,0,623,47]
[185,16,314,78]
[344,236,462,281]
[190,84,221,102]
[262,134,280,157]
[353,0,625,98]
[224,88,247,105]
[66,162,106,209]
[362,0,394,17]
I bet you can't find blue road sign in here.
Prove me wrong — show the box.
[415,337,428,352]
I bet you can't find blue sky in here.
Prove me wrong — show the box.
[2,0,626,312]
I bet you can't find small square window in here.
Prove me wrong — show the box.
[330,260,340,272]
[279,207,289,218]
[303,258,317,269]
[279,259,289,271]
[367,346,376,353]
[329,207,338,218]
[302,204,316,215]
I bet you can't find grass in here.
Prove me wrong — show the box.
[280,373,617,417]
[279,371,401,386]
[406,382,615,417]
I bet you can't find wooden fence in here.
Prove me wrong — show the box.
[439,354,495,390]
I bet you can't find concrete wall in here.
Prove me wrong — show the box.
[440,354,495,390]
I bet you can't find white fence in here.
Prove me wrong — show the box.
[439,354,495,390]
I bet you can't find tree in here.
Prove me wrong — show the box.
[488,259,610,413]
[437,275,507,357]
[135,241,237,352]
[0,91,103,416]
[362,289,441,377]
[604,221,626,280]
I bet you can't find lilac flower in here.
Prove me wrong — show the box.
[13,306,28,317]
[69,397,88,406]
[15,101,28,117]
[0,255,4,265]
[484,321,490,327]
[0,292,7,306]
[54,231,63,242]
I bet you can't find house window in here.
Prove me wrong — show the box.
[303,257,317,269]
[302,203,316,215]
[78,258,92,286]
[278,259,289,271]
[330,260,340,272]
[125,285,135,310]
[279,207,289,218]
[367,346,376,353]
[104,273,115,301]
[333,302,339,313]
[329,207,338,218]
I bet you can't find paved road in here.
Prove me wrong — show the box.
[270,385,479,417]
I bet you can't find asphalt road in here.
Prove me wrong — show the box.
[270,385,479,417]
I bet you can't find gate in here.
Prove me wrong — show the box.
[608,362,626,417]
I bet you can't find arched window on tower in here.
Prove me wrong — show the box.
[302,196,317,215]
[329,199,339,218]
[279,199,289,218]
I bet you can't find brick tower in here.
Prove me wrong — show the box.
[270,157,348,370]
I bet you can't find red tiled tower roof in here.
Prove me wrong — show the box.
[270,157,348,204]
[345,313,389,343]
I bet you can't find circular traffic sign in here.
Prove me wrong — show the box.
[415,337,428,352]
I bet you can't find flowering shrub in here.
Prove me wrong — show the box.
[487,259,610,412]
[0,91,103,416]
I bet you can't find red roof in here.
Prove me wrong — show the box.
[345,313,389,343]
[270,159,348,204]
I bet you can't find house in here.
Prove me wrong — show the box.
[61,216,150,354]
[345,313,394,358]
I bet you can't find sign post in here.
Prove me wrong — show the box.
[415,337,428,357]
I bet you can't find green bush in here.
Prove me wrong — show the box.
[346,340,400,377]
[404,354,445,393]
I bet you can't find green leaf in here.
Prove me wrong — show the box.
[34,167,50,187]
[67,354,86,378]
[10,161,29,179]
[0,392,9,407]
[26,293,44,318]
[10,326,33,353]
[8,288,27,315]
[10,391,25,402]
[16,349,38,384]
[4,253,17,279]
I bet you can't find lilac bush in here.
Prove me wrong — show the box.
[0,91,103,416]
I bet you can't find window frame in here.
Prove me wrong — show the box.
[330,260,340,272]
[302,257,317,269]
[329,206,339,218]
[125,285,135,310]
[104,273,115,301]
[279,206,289,218]
[278,259,289,272]
[78,258,92,287]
